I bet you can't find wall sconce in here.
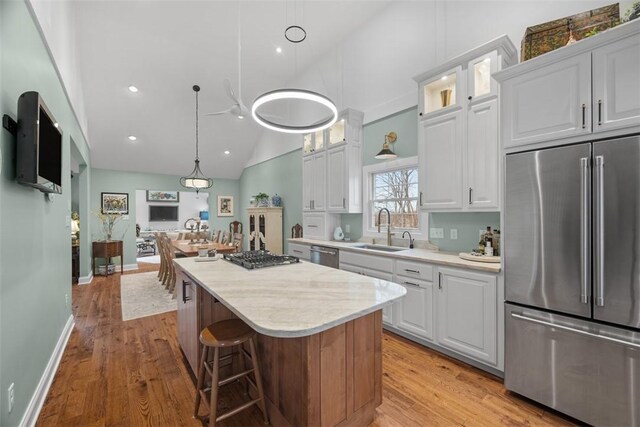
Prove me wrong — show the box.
[374,132,398,160]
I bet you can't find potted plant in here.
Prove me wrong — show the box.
[254,192,270,207]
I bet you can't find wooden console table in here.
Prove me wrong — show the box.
[92,240,123,276]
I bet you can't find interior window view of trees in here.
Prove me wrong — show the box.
[372,167,419,229]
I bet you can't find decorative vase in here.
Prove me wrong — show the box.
[333,226,344,241]
[258,198,269,207]
[249,197,256,207]
[440,89,452,107]
[271,194,282,207]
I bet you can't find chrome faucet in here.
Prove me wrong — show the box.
[377,208,394,246]
[402,231,414,249]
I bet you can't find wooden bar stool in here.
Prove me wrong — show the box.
[194,319,269,427]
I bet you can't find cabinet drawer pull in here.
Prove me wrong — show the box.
[404,268,420,274]
[403,281,421,288]
[182,280,192,303]
[343,197,346,208]
[468,187,472,205]
[581,103,586,129]
[438,272,442,290]
[307,225,318,228]
[292,250,303,254]
[598,100,602,126]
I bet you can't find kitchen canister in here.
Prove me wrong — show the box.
[271,194,282,207]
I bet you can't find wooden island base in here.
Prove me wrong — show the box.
[176,269,383,427]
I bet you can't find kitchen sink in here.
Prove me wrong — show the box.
[351,244,407,253]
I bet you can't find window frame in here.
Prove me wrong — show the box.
[362,156,428,239]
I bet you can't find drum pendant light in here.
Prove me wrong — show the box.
[180,85,213,194]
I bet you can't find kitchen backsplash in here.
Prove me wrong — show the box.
[340,212,500,253]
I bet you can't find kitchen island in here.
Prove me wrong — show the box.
[173,256,406,427]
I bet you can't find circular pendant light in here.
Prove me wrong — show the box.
[180,85,213,194]
[251,89,338,134]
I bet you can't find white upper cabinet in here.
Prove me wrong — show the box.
[419,110,463,210]
[414,36,516,212]
[592,33,640,133]
[496,20,640,151]
[302,152,325,212]
[466,98,499,209]
[302,109,363,214]
[500,52,591,148]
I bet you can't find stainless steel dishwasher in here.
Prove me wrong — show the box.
[309,245,339,269]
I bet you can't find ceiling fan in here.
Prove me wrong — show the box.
[204,23,249,120]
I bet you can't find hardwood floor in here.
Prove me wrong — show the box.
[38,263,575,426]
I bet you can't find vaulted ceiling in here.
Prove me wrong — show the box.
[73,1,391,179]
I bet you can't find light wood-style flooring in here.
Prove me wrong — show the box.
[37,263,575,426]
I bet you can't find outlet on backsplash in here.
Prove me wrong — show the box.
[429,228,444,239]
[450,229,458,240]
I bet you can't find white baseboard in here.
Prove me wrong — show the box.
[20,314,75,427]
[78,272,93,285]
[124,263,138,271]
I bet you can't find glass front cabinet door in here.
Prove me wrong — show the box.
[303,131,325,156]
[467,50,498,103]
[328,118,346,147]
[419,66,462,118]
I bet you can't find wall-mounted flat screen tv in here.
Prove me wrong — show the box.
[149,205,179,221]
[16,91,63,194]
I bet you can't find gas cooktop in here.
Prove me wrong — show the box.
[223,250,300,270]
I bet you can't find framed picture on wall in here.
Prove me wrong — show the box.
[146,190,179,202]
[101,192,129,214]
[217,196,233,217]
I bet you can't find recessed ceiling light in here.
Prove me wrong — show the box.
[128,85,139,93]
[276,47,282,54]
[441,75,448,81]
[224,150,230,155]
[128,135,137,141]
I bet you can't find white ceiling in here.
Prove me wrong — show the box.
[73,1,391,179]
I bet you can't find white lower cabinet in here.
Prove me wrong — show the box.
[395,276,434,340]
[287,243,310,260]
[436,267,497,366]
[338,250,500,371]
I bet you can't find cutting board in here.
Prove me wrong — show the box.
[458,252,500,263]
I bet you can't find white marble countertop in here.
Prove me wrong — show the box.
[288,238,502,273]
[173,257,406,338]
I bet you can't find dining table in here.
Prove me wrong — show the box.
[171,239,236,257]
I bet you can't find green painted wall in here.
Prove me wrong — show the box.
[0,1,91,425]
[90,168,240,266]
[239,150,302,254]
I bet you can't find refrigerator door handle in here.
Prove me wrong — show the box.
[595,155,605,307]
[511,312,640,350]
[580,157,590,304]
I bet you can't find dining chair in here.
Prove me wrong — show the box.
[229,220,243,235]
[291,223,303,238]
[155,232,167,281]
[232,233,244,252]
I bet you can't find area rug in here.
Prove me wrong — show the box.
[120,272,175,321]
[137,254,161,264]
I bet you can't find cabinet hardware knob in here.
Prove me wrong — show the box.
[468,96,472,101]
[419,112,423,116]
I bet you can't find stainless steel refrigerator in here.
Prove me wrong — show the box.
[504,135,640,426]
